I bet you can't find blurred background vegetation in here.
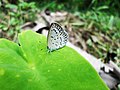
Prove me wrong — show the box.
[0,0,120,66]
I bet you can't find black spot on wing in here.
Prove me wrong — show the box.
[60,41,62,45]
[53,29,57,34]
[55,43,58,46]
[60,37,62,42]
[51,36,54,38]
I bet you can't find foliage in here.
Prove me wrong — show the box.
[0,0,38,41]
[31,0,120,13]
[0,30,109,90]
[71,10,120,62]
[73,6,120,62]
[32,0,120,62]
[0,0,119,63]
[31,0,120,40]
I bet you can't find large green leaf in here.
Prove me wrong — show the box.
[0,30,109,90]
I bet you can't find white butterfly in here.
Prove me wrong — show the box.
[47,22,68,52]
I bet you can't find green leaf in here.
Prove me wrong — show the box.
[10,17,18,25]
[5,4,18,9]
[0,39,25,60]
[108,15,114,30]
[0,30,109,90]
[97,6,109,11]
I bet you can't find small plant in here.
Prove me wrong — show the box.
[0,1,38,41]
[0,30,109,90]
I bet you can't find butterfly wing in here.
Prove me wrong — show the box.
[47,22,68,51]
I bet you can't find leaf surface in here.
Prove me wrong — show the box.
[0,30,109,90]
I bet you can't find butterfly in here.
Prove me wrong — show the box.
[47,22,68,52]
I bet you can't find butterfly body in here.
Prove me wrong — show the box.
[47,22,68,52]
